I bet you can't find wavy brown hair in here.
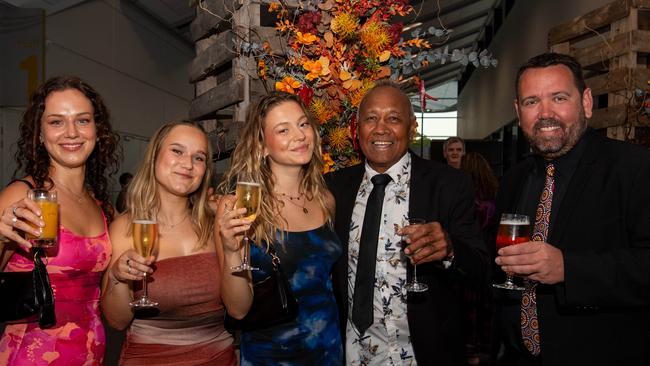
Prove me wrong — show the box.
[460,152,499,201]
[126,122,214,249]
[14,75,120,223]
[218,92,331,247]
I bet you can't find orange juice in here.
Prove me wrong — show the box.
[26,201,58,247]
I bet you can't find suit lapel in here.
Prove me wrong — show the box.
[549,132,599,247]
[336,164,365,246]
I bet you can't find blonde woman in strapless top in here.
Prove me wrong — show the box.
[101,122,236,365]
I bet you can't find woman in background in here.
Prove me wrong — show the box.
[216,92,343,364]
[460,151,499,365]
[101,121,236,365]
[0,76,120,365]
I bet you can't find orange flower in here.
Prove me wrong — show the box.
[258,60,267,79]
[328,127,351,151]
[295,31,318,45]
[275,76,301,94]
[360,20,391,55]
[331,12,358,40]
[303,57,331,81]
[268,2,280,12]
[322,153,335,174]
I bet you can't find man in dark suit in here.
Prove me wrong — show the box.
[494,53,650,366]
[325,80,488,365]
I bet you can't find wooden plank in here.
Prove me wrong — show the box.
[189,78,245,120]
[548,0,631,46]
[189,31,236,83]
[571,29,650,68]
[203,119,239,159]
[589,104,628,129]
[251,26,285,55]
[191,0,242,41]
[586,67,650,95]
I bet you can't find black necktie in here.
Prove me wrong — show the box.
[351,173,392,335]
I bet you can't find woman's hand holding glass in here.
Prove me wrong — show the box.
[109,249,153,284]
[218,196,254,270]
[0,196,46,251]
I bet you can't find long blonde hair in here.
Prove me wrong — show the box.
[126,122,214,248]
[218,92,331,247]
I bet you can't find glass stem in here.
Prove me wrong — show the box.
[413,264,418,282]
[506,273,514,285]
[243,236,250,266]
[142,273,148,299]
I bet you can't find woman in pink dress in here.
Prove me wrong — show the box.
[101,122,236,365]
[0,76,120,365]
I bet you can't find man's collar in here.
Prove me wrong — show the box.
[364,152,411,183]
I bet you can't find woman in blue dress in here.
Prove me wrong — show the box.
[215,92,343,365]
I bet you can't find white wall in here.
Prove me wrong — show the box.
[1,0,195,195]
[45,0,193,137]
[457,0,613,139]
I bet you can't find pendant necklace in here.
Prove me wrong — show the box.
[52,178,87,203]
[279,192,309,215]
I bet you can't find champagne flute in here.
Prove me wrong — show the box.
[493,213,531,291]
[231,172,261,272]
[402,218,429,293]
[129,220,159,308]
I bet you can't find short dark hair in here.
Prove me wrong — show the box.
[515,53,586,99]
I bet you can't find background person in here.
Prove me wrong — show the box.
[443,136,466,169]
[115,172,133,213]
[0,75,120,365]
[460,151,499,365]
[101,122,236,365]
[216,92,343,364]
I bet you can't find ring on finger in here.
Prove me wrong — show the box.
[12,207,18,217]
[11,216,17,225]
[126,258,131,266]
[127,265,132,274]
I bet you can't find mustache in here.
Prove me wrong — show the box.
[533,118,563,130]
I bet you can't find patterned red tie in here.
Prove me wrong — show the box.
[521,162,554,356]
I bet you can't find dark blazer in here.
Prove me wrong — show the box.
[495,129,650,366]
[325,152,489,365]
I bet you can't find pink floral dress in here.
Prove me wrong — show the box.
[0,215,110,365]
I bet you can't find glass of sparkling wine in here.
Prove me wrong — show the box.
[130,220,159,308]
[231,172,261,272]
[402,218,428,293]
[493,213,531,291]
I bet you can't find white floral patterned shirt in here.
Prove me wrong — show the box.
[346,153,417,366]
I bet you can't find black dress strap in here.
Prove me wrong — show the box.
[9,179,35,189]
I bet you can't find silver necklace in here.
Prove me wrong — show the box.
[52,178,87,203]
[158,214,188,230]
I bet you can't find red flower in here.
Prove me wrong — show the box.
[297,85,314,106]
[388,23,403,44]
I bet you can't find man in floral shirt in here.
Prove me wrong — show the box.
[326,80,488,365]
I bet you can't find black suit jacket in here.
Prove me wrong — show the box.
[325,152,488,365]
[495,129,650,366]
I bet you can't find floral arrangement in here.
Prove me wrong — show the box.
[241,0,496,172]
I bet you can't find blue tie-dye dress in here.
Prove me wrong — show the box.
[240,225,343,365]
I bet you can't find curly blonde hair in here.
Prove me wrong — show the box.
[218,92,331,247]
[126,122,214,249]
